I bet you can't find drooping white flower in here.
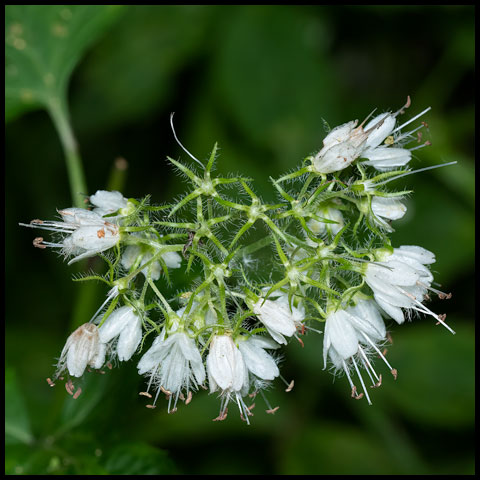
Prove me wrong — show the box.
[365,246,455,334]
[251,292,304,345]
[369,196,407,231]
[121,243,182,281]
[138,331,205,412]
[313,120,368,174]
[206,334,252,422]
[98,306,142,361]
[56,323,106,378]
[323,299,394,404]
[306,206,344,244]
[89,190,128,218]
[237,335,280,381]
[20,208,121,264]
[359,99,431,171]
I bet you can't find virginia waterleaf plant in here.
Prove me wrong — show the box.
[20,97,456,424]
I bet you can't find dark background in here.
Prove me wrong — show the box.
[5,5,475,475]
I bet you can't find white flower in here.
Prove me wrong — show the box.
[252,292,304,345]
[323,299,394,404]
[365,246,455,333]
[237,335,280,381]
[98,306,142,361]
[206,334,253,422]
[90,190,128,218]
[306,207,344,244]
[359,99,431,171]
[121,243,182,281]
[56,323,106,378]
[20,209,121,264]
[138,331,205,412]
[370,196,407,231]
[313,120,368,174]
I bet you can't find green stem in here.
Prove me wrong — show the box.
[46,94,87,208]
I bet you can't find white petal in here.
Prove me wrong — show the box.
[238,341,279,380]
[371,197,406,221]
[116,315,142,361]
[324,311,359,360]
[98,306,135,343]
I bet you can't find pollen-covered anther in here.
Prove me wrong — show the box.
[212,408,228,422]
[296,336,305,348]
[73,387,82,399]
[391,368,398,380]
[436,314,447,325]
[438,292,452,300]
[146,404,156,409]
[31,219,44,225]
[370,374,383,389]
[249,391,257,399]
[106,362,113,370]
[96,228,105,238]
[178,392,185,401]
[168,408,178,414]
[33,237,46,248]
[65,379,75,395]
[417,131,423,143]
[248,403,256,412]
[266,406,280,414]
[46,377,55,387]
[185,391,193,405]
[139,391,152,398]
[285,380,295,393]
[160,385,172,397]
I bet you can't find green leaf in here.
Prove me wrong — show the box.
[71,5,213,132]
[104,442,178,475]
[213,6,334,166]
[5,5,124,122]
[5,367,34,446]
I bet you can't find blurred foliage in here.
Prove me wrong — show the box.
[5,5,474,475]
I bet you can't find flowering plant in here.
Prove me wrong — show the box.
[21,97,454,424]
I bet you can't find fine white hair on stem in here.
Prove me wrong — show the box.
[170,112,205,169]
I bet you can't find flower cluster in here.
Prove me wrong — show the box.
[22,97,454,422]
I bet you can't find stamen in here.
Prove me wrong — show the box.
[351,356,372,405]
[170,112,205,169]
[392,107,431,134]
[358,346,380,383]
[360,332,394,371]
[373,161,457,187]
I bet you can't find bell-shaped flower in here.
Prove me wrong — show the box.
[251,292,304,345]
[306,206,344,245]
[98,306,142,361]
[323,299,393,404]
[237,335,280,381]
[56,323,106,378]
[121,242,181,281]
[20,208,121,264]
[138,331,205,412]
[90,190,129,218]
[369,196,407,232]
[365,246,454,333]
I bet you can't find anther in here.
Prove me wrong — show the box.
[65,380,74,395]
[438,292,452,300]
[46,378,55,387]
[285,380,295,393]
[386,332,393,344]
[73,387,82,399]
[266,406,280,414]
[370,374,382,389]
[160,386,172,396]
[33,237,46,249]
[248,403,256,411]
[212,408,228,421]
[185,391,193,405]
[391,369,398,380]
[97,228,105,238]
[296,336,305,348]
[146,404,156,409]
[168,408,177,414]
[139,392,152,398]
[31,219,44,224]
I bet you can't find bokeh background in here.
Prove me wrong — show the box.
[5,5,475,475]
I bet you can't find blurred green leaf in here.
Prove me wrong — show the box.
[57,372,111,436]
[280,422,398,475]
[5,367,34,446]
[213,5,334,166]
[5,5,124,122]
[104,442,177,475]
[72,5,213,132]
[382,322,474,427]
